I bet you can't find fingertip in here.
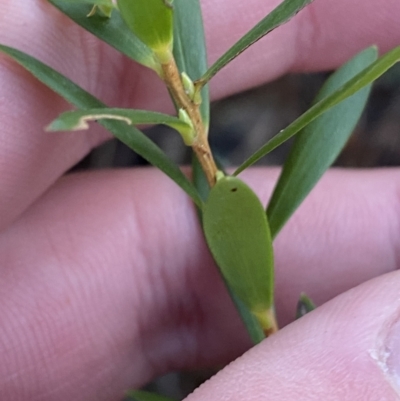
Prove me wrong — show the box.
[293,0,400,72]
[185,271,400,401]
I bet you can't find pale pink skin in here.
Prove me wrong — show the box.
[1,0,400,400]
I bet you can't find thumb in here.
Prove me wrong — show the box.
[186,271,400,401]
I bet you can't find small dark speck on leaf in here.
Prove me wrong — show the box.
[231,188,238,192]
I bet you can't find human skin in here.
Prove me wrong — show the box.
[0,0,400,400]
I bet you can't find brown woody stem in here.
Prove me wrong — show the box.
[160,57,218,187]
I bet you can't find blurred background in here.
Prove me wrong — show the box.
[73,65,400,400]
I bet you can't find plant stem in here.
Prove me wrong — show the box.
[160,56,218,187]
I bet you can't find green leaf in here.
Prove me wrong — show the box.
[197,0,314,86]
[64,0,115,13]
[191,158,264,344]
[48,0,157,70]
[126,390,176,401]
[192,153,226,204]
[172,0,210,127]
[266,47,377,238]
[0,43,203,208]
[230,292,265,344]
[117,0,173,62]
[62,0,113,5]
[46,107,194,143]
[296,293,316,319]
[234,46,400,175]
[203,175,274,314]
[192,153,211,204]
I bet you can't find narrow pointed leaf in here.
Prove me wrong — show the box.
[0,44,202,208]
[234,46,400,175]
[296,293,316,319]
[173,0,210,127]
[126,390,175,401]
[48,0,157,70]
[47,108,191,134]
[266,47,377,237]
[203,176,274,313]
[192,153,211,204]
[197,0,314,86]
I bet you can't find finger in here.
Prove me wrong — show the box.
[0,1,130,230]
[1,167,400,400]
[206,0,400,97]
[186,270,400,401]
[1,0,400,230]
[1,168,245,401]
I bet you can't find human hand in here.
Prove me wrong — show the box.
[0,1,400,400]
